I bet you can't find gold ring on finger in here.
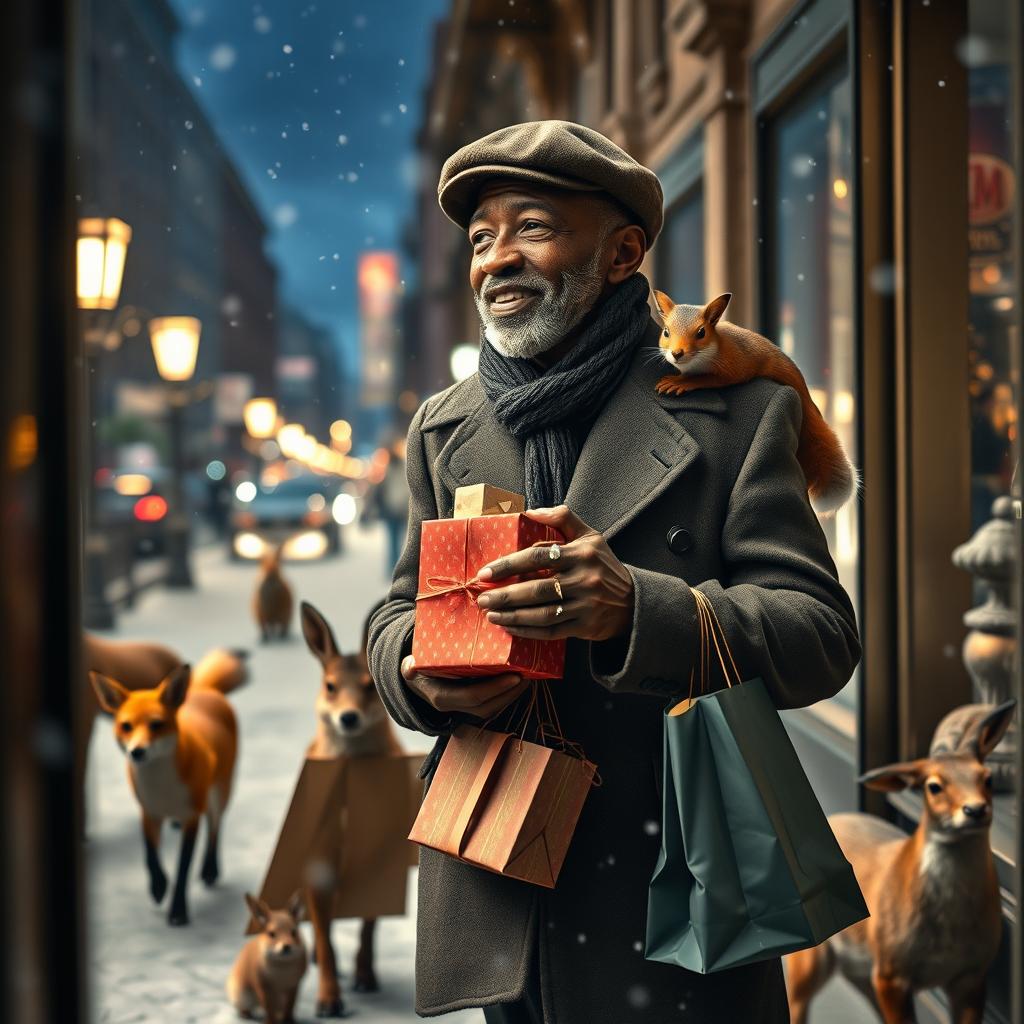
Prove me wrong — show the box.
[554,604,564,618]
[552,575,563,601]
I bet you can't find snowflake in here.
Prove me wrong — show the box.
[253,15,271,33]
[210,44,236,71]
[283,43,294,54]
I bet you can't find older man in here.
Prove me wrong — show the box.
[368,121,860,1024]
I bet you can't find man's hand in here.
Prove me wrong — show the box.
[473,505,635,642]
[401,655,531,719]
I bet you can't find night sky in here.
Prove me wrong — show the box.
[168,0,450,375]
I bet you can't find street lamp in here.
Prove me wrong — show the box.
[150,316,202,588]
[77,217,132,629]
[450,342,479,382]
[77,217,132,311]
[277,422,306,459]
[243,397,278,440]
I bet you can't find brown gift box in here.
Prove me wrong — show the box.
[247,750,423,932]
[408,724,597,889]
[453,483,525,519]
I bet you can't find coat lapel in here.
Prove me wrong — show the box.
[431,320,728,540]
[432,386,526,502]
[565,325,727,541]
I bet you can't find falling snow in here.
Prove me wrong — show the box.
[273,203,298,228]
[209,44,237,71]
[627,985,651,1009]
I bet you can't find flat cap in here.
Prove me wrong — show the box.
[437,120,664,247]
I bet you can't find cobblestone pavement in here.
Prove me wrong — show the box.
[85,524,872,1024]
[86,524,484,1024]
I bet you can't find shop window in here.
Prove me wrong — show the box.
[658,186,705,305]
[967,0,1018,531]
[761,60,859,716]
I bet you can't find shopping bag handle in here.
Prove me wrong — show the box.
[448,730,514,856]
[688,589,743,697]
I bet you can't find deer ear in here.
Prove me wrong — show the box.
[245,892,270,926]
[704,292,732,326]
[158,664,191,710]
[287,889,307,922]
[653,290,675,320]
[301,601,340,666]
[90,672,130,714]
[859,760,925,793]
[971,699,1017,762]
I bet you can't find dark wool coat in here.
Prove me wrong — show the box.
[367,319,862,1023]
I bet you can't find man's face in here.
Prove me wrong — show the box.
[468,182,623,359]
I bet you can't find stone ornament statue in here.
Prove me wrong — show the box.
[950,494,1018,790]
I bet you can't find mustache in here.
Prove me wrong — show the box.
[478,272,553,302]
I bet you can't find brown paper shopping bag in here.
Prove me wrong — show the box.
[408,722,596,888]
[248,750,423,932]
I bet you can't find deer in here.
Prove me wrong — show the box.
[299,599,398,1018]
[785,699,1016,1024]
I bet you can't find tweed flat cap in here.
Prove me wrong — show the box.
[437,120,664,246]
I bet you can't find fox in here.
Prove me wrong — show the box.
[300,598,397,1016]
[227,892,308,1024]
[80,633,182,819]
[653,289,859,516]
[90,654,240,926]
[254,542,294,642]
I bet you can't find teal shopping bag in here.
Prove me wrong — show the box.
[644,589,868,974]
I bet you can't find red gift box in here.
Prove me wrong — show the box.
[412,512,566,679]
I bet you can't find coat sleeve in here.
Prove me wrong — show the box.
[589,384,862,710]
[366,403,454,736]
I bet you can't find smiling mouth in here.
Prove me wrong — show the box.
[487,290,540,316]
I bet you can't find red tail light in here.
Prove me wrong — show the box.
[134,495,168,522]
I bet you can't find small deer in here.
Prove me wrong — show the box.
[786,699,1016,1024]
[300,599,398,1018]
[254,542,294,642]
[227,892,308,1023]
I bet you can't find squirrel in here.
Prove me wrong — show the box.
[654,290,859,516]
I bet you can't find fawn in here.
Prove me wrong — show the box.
[227,892,308,1024]
[786,699,1016,1024]
[300,599,398,1017]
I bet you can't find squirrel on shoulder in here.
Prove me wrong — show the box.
[654,289,859,516]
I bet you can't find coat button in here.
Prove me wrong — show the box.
[667,526,692,555]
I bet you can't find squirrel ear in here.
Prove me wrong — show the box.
[704,293,732,326]
[653,290,675,319]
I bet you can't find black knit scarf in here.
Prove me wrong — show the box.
[477,272,652,508]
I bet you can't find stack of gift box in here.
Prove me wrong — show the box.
[408,484,597,888]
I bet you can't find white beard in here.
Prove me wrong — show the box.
[475,246,607,360]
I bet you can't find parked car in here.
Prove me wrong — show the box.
[95,470,170,559]
[229,473,342,562]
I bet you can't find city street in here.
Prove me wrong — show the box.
[85,523,483,1024]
